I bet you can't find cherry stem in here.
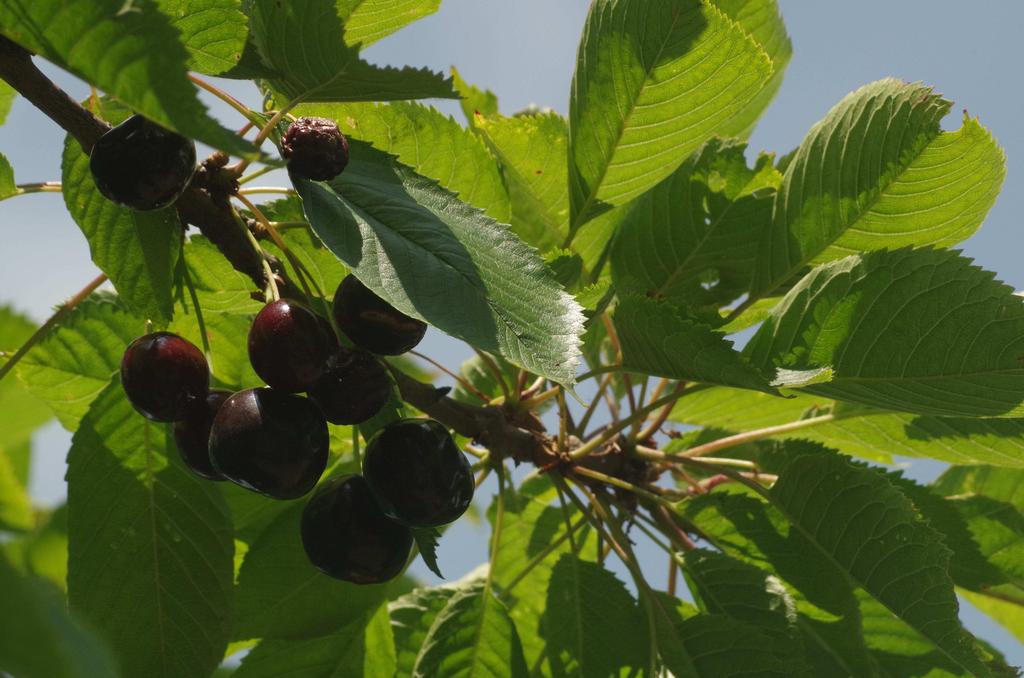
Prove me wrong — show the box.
[179,255,214,372]
[553,480,580,553]
[572,466,672,507]
[472,348,512,402]
[518,385,560,410]
[0,273,107,383]
[188,75,255,123]
[234,193,321,302]
[634,382,686,442]
[231,98,305,175]
[237,187,296,196]
[576,371,614,437]
[352,427,362,468]
[570,387,690,460]
[409,350,490,403]
[0,182,62,202]
[238,166,275,186]
[676,414,835,458]
[486,464,507,592]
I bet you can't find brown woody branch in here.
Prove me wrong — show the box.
[0,35,546,464]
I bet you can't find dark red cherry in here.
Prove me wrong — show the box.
[331,276,426,356]
[282,117,350,181]
[172,390,231,480]
[301,474,412,584]
[120,332,209,422]
[208,388,328,499]
[362,419,473,528]
[308,348,391,425]
[248,299,335,393]
[89,114,197,211]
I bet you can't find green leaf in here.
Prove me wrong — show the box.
[477,111,569,253]
[339,0,441,47]
[614,295,774,392]
[714,0,792,139]
[295,100,510,222]
[610,138,780,308]
[67,380,233,678]
[685,490,878,677]
[753,79,1006,296]
[451,65,499,127]
[746,247,1024,418]
[390,584,460,676]
[768,446,994,676]
[294,140,584,385]
[540,554,648,676]
[4,504,69,591]
[0,80,16,125]
[153,0,249,75]
[62,135,179,325]
[0,0,252,155]
[671,387,1024,467]
[235,603,396,678]
[0,306,52,446]
[232,502,392,640]
[17,296,141,430]
[658,613,798,678]
[412,527,442,578]
[0,554,117,678]
[0,439,31,531]
[183,235,263,315]
[0,152,15,200]
[251,0,455,102]
[413,579,529,678]
[568,0,772,229]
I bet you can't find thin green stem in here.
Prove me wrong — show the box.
[237,186,296,196]
[473,348,511,402]
[410,350,490,403]
[553,480,579,553]
[238,165,275,186]
[1,181,62,202]
[0,273,107,383]
[575,364,623,383]
[570,387,690,460]
[352,427,362,469]
[518,385,560,410]
[576,372,614,437]
[179,256,213,372]
[487,464,507,592]
[634,382,685,442]
[572,466,674,508]
[188,74,254,122]
[677,414,835,458]
[237,219,279,302]
[235,193,322,301]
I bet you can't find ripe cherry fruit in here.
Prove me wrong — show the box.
[363,419,473,528]
[208,388,328,500]
[121,332,209,422]
[308,348,391,425]
[301,474,412,584]
[172,390,231,481]
[282,117,350,181]
[89,114,197,211]
[332,275,426,356]
[248,299,336,393]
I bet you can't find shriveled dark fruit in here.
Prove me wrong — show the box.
[248,299,336,393]
[89,114,197,210]
[282,117,350,181]
[121,332,209,422]
[172,390,231,480]
[301,474,412,584]
[209,388,328,499]
[308,348,391,425]
[363,418,473,528]
[332,275,426,355]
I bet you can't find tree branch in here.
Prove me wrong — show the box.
[0,36,109,152]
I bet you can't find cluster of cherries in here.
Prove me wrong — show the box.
[120,276,474,584]
[94,109,468,583]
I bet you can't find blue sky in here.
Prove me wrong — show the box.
[2,0,1023,666]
